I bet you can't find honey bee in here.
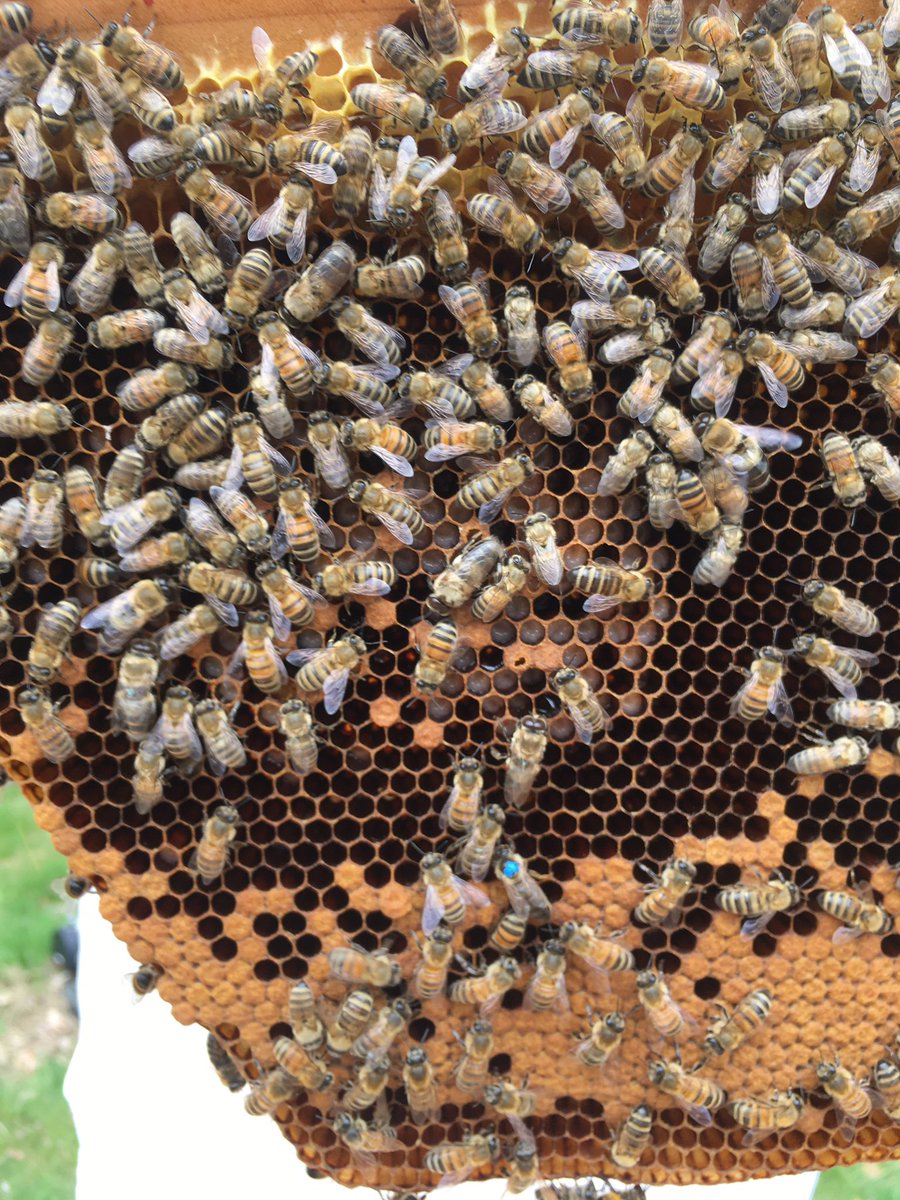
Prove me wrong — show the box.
[355,253,426,301]
[521,87,601,170]
[153,328,233,370]
[282,240,357,326]
[206,487,269,557]
[632,55,726,111]
[413,617,458,696]
[792,634,877,699]
[637,124,706,199]
[245,173,314,263]
[815,1056,873,1138]
[165,407,229,468]
[274,1036,333,1092]
[0,496,25,572]
[648,1057,727,1126]
[176,159,254,240]
[636,969,686,1038]
[411,923,454,1000]
[844,274,900,340]
[88,308,165,349]
[222,414,291,500]
[780,292,847,331]
[788,730,870,775]
[99,15,183,91]
[551,236,634,303]
[808,5,873,96]
[696,415,800,492]
[325,987,375,1057]
[827,699,900,731]
[520,41,612,92]
[442,95,527,154]
[415,0,462,52]
[864,354,900,419]
[311,554,395,605]
[697,195,751,278]
[836,116,885,211]
[558,919,634,977]
[450,803,502,884]
[873,1057,900,1120]
[0,150,29,255]
[192,804,242,884]
[794,231,873,298]
[569,560,657,616]
[306,413,351,491]
[244,1066,297,1116]
[736,328,805,407]
[503,714,548,809]
[729,645,792,726]
[250,25,317,114]
[730,242,777,323]
[819,430,867,509]
[575,1009,626,1069]
[449,957,521,1016]
[328,943,401,989]
[742,27,800,111]
[325,126,373,220]
[119,530,193,574]
[438,754,484,832]
[716,868,801,937]
[731,1090,805,1144]
[100,487,180,556]
[340,415,420,475]
[749,143,783,221]
[162,268,229,345]
[18,686,75,763]
[288,632,367,714]
[422,419,504,465]
[494,846,551,923]
[543,320,594,405]
[5,236,64,324]
[456,453,535,524]
[169,212,226,295]
[429,534,502,614]
[552,668,609,744]
[117,362,198,413]
[157,603,221,661]
[670,312,735,391]
[0,399,70,440]
[77,558,123,589]
[348,479,424,545]
[487,907,525,955]
[523,939,568,1013]
[21,469,63,552]
[71,111,131,197]
[818,879,894,942]
[420,186,468,283]
[703,987,773,1058]
[611,1104,654,1169]
[553,4,641,47]
[782,133,852,212]
[351,81,435,131]
[565,158,624,232]
[118,221,164,309]
[131,734,166,814]
[27,597,80,686]
[194,698,246,777]
[513,377,573,438]
[421,850,488,934]
[402,1047,438,1125]
[424,1132,500,1187]
[638,247,704,313]
[4,96,56,187]
[207,1034,244,1093]
[270,479,332,564]
[36,190,121,237]
[276,699,318,777]
[597,430,654,499]
[460,26,531,98]
[634,857,697,928]
[454,1018,494,1093]
[516,515,562,589]
[154,684,202,776]
[229,610,288,694]
[698,461,749,525]
[833,187,900,250]
[439,274,500,358]
[399,366,474,423]
[219,249,273,330]
[352,996,412,1060]
[254,313,320,396]
[183,498,245,570]
[591,108,647,182]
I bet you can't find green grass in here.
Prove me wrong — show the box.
[815,1162,900,1200]
[0,783,77,1199]
[0,784,68,970]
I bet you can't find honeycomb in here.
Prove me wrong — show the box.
[3,0,900,1191]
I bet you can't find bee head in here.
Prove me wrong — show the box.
[746,111,769,131]
[440,123,460,152]
[511,26,530,49]
[495,149,514,176]
[550,237,572,261]
[635,970,656,989]
[791,633,815,658]
[631,57,649,84]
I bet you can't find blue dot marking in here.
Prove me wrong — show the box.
[501,860,519,880]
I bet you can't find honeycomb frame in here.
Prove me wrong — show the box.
[3,0,900,1190]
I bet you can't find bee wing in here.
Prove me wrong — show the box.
[81,140,127,196]
[583,594,622,616]
[803,163,839,209]
[481,101,528,140]
[750,57,789,112]
[265,593,292,643]
[372,509,415,545]
[739,910,775,938]
[847,137,881,194]
[370,445,414,477]
[455,874,490,909]
[247,194,287,243]
[37,63,76,116]
[767,676,793,724]
[548,122,584,171]
[460,41,510,96]
[186,497,227,539]
[847,282,894,338]
[570,299,618,326]
[531,542,563,587]
[422,884,445,936]
[524,48,577,79]
[391,134,419,186]
[677,1098,713,1127]
[665,169,696,224]
[302,497,336,549]
[285,333,321,371]
[127,135,178,167]
[369,161,390,224]
[415,153,456,195]
[9,121,45,180]
[0,182,30,255]
[3,258,31,307]
[818,666,858,699]
[753,160,782,216]
[205,182,255,240]
[779,295,836,329]
[566,701,598,745]
[319,663,350,713]
[348,314,407,365]
[754,361,789,409]
[832,923,863,944]
[251,24,274,70]
[311,437,351,488]
[80,78,116,131]
[729,671,759,718]
[438,283,469,323]
[170,288,228,343]
[477,487,514,525]
[735,424,802,452]
[80,596,119,631]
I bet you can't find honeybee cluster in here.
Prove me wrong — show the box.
[1,0,899,1188]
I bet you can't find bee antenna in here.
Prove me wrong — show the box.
[84,7,102,26]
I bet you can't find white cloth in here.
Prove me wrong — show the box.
[64,894,821,1200]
